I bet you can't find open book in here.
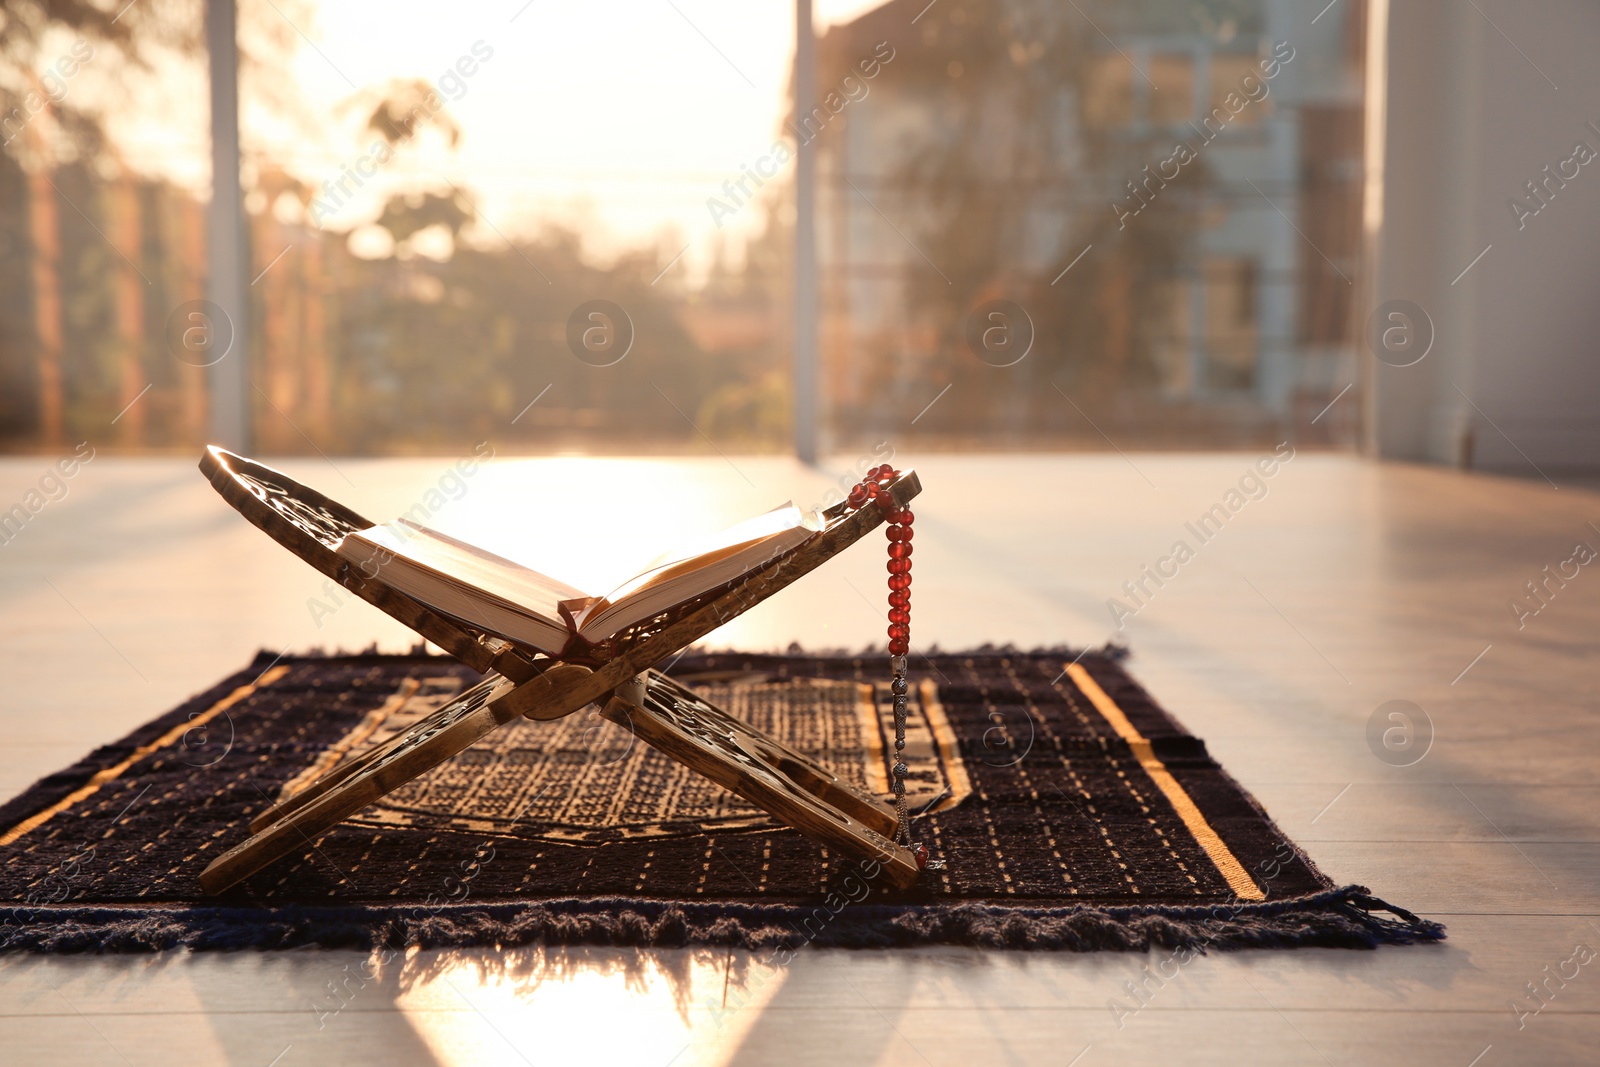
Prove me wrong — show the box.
[334,504,824,656]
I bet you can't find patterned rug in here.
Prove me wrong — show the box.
[0,649,1443,952]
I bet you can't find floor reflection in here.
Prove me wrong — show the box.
[391,944,788,1066]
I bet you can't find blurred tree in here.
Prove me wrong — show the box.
[375,189,472,244]
[357,77,462,149]
[0,0,307,446]
[327,214,719,452]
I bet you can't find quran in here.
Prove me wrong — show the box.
[336,504,823,656]
[192,446,930,893]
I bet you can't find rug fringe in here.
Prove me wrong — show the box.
[0,885,1443,955]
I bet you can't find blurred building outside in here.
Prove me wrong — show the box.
[810,0,1365,451]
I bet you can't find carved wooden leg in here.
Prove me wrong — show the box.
[603,671,921,889]
[200,675,520,894]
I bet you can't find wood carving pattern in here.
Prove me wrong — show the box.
[606,672,919,887]
[639,679,760,769]
[234,467,366,550]
[346,676,505,778]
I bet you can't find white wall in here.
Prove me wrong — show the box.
[1368,0,1600,473]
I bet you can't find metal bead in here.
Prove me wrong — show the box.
[890,677,909,696]
[892,779,906,795]
[893,762,908,778]
[890,655,908,673]
[894,738,905,751]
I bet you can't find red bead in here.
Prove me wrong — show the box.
[847,488,868,508]
[914,843,929,869]
[897,526,913,543]
[889,639,909,655]
[888,542,911,559]
[888,574,911,591]
[887,558,910,574]
[897,509,913,525]
[888,622,908,637]
[888,608,910,625]
[888,588,909,605]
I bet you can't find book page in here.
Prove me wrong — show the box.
[600,503,810,605]
[573,505,822,640]
[365,520,591,625]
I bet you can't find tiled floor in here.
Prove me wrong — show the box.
[2,451,1597,1065]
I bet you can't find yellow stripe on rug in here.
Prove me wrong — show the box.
[1065,662,1264,902]
[0,665,292,848]
[272,677,423,805]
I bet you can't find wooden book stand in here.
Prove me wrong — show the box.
[195,447,925,893]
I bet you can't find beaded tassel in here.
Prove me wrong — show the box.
[847,464,933,871]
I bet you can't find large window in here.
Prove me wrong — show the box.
[0,0,1367,454]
